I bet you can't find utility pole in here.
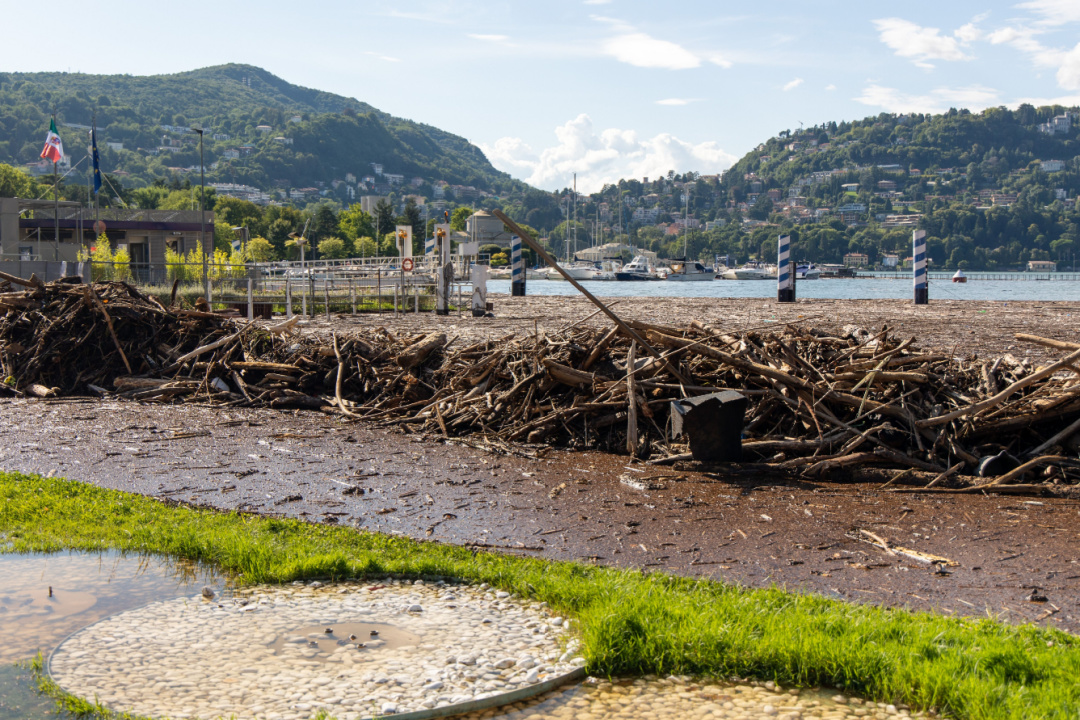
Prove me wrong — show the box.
[193,128,207,298]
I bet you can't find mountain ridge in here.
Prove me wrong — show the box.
[0,64,519,196]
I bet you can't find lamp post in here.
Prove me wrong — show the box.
[289,231,308,316]
[193,127,207,298]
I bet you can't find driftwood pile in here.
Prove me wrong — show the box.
[4,277,1080,492]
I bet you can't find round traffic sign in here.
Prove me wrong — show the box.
[402,258,414,272]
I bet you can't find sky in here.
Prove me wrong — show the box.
[4,1,1080,193]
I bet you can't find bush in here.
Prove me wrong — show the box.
[79,233,129,281]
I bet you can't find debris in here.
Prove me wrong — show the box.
[5,277,1080,491]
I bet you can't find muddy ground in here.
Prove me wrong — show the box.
[3,297,1080,632]
[2,395,1078,634]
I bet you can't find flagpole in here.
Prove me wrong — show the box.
[53,114,59,262]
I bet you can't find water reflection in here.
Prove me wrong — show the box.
[0,552,226,720]
[0,552,226,664]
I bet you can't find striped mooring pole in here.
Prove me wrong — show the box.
[913,229,928,305]
[511,234,526,296]
[425,233,436,258]
[777,234,795,303]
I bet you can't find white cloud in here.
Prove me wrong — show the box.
[655,98,700,105]
[1058,42,1080,89]
[988,24,1080,89]
[602,32,702,69]
[1017,0,1080,25]
[855,84,1000,113]
[468,34,509,42]
[783,77,803,91]
[593,15,730,70]
[825,84,837,91]
[872,17,976,68]
[479,114,736,193]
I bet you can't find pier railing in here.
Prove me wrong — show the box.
[859,271,1080,281]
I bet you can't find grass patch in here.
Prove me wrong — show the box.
[1,470,1078,720]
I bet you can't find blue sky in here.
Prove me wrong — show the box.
[4,1,1080,192]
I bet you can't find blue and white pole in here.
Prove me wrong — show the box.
[425,233,436,258]
[913,229,928,305]
[777,234,795,302]
[511,234,526,296]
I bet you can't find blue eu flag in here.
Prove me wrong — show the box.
[91,126,102,195]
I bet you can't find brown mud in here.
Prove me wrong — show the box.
[2,393,1078,633]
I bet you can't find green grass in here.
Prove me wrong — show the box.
[2,471,1078,720]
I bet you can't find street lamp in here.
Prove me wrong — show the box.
[192,127,207,298]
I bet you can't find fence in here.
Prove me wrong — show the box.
[1,259,475,318]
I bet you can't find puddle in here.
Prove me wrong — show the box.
[49,580,583,719]
[456,677,928,720]
[268,623,423,659]
[0,551,225,720]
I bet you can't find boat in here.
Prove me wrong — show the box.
[615,255,658,281]
[952,269,967,283]
[545,262,599,281]
[666,258,714,281]
[722,262,773,280]
[796,262,821,280]
[819,264,857,278]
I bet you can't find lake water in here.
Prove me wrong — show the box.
[489,277,1080,302]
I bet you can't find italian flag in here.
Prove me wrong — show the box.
[40,119,64,164]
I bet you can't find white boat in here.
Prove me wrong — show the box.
[545,262,599,281]
[615,255,658,281]
[796,262,821,280]
[666,259,714,281]
[722,263,773,280]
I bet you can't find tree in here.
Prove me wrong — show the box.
[398,199,424,252]
[213,221,237,252]
[374,199,396,237]
[247,237,276,262]
[339,204,376,242]
[491,252,509,267]
[354,236,377,257]
[310,202,340,242]
[450,206,474,232]
[317,236,348,259]
[0,164,38,198]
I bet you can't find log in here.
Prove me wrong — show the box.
[396,332,447,370]
[173,331,241,366]
[543,359,602,387]
[230,361,302,373]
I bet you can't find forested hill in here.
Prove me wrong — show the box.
[564,105,1080,271]
[0,64,520,194]
[725,106,1079,195]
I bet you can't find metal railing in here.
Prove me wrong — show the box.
[2,259,474,318]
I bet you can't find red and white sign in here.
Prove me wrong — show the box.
[402,258,414,272]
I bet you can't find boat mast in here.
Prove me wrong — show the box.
[683,183,690,260]
[572,173,577,262]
